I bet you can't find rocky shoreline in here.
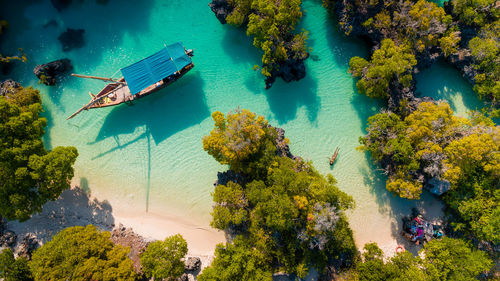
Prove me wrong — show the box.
[1,219,205,280]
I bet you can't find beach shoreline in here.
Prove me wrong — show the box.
[6,185,226,258]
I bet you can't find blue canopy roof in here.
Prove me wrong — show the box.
[121,42,192,95]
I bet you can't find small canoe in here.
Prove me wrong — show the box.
[330,147,339,165]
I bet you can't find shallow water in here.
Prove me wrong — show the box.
[0,0,481,251]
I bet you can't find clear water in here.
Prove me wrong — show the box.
[0,0,481,250]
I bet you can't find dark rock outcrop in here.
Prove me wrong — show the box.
[177,273,189,281]
[274,127,294,159]
[209,0,233,24]
[215,170,248,187]
[110,224,150,272]
[0,79,21,97]
[58,28,85,52]
[17,233,39,260]
[185,256,201,272]
[425,177,451,196]
[265,57,308,89]
[33,58,73,86]
[51,0,72,11]
[446,48,477,84]
[0,230,17,247]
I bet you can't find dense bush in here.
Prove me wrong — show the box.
[356,238,492,281]
[360,101,499,243]
[0,86,78,221]
[140,234,188,280]
[349,39,417,98]
[222,0,308,77]
[451,0,499,27]
[0,249,33,281]
[200,109,357,278]
[30,225,137,281]
[468,20,500,106]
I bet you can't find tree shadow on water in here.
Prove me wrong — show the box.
[324,13,370,70]
[92,71,209,148]
[350,80,386,131]
[7,185,115,243]
[264,74,320,124]
[221,26,262,66]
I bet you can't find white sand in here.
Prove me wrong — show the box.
[7,186,225,257]
[7,185,443,260]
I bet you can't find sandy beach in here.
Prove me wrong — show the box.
[6,186,226,258]
[6,183,445,261]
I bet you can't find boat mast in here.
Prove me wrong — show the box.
[71,73,125,84]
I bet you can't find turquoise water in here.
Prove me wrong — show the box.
[0,0,481,249]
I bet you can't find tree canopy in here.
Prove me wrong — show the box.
[349,39,417,99]
[355,239,492,281]
[139,234,188,280]
[29,225,137,281]
[221,0,309,78]
[360,101,499,244]
[0,249,33,281]
[0,85,78,221]
[200,109,357,278]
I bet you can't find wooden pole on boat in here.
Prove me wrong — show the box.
[66,89,117,120]
[71,73,125,84]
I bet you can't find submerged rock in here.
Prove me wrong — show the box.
[51,0,72,11]
[209,0,233,24]
[33,58,73,86]
[43,19,58,29]
[58,28,85,52]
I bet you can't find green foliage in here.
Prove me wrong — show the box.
[442,127,500,243]
[439,31,461,57]
[211,181,249,229]
[360,101,499,244]
[223,0,309,77]
[197,237,273,281]
[0,86,78,221]
[468,20,500,103]
[349,39,417,99]
[0,249,33,281]
[140,234,188,280]
[30,225,137,281]
[203,109,357,277]
[360,101,471,199]
[422,237,493,280]
[396,0,453,52]
[202,108,278,176]
[451,0,499,26]
[356,239,492,281]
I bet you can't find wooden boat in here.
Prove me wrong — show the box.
[330,147,339,165]
[67,42,194,120]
